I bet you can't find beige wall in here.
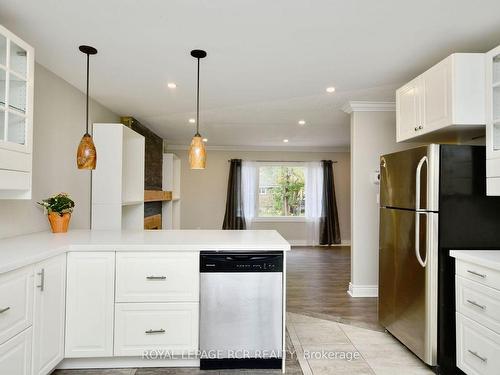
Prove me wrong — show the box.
[171,149,351,244]
[0,63,118,239]
[349,109,419,296]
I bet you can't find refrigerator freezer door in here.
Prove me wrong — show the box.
[379,207,438,365]
[380,145,439,211]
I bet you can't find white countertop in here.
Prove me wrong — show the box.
[0,229,290,274]
[450,250,500,270]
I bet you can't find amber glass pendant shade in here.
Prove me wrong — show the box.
[189,134,206,169]
[77,133,97,169]
[77,45,98,170]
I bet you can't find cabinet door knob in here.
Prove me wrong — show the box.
[414,127,418,131]
[418,125,423,130]
[0,307,10,314]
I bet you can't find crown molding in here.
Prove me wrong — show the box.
[342,101,396,114]
[165,144,350,153]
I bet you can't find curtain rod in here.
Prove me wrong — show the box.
[227,159,337,163]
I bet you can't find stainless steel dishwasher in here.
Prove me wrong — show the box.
[199,251,283,370]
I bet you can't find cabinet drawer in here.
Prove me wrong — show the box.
[457,260,500,291]
[116,252,199,302]
[0,266,33,344]
[457,313,500,375]
[456,276,500,335]
[114,302,199,356]
[0,327,32,375]
[0,170,30,191]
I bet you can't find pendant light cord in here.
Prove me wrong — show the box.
[196,57,200,136]
[86,53,90,135]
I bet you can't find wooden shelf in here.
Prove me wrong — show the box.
[121,200,144,206]
[144,190,172,202]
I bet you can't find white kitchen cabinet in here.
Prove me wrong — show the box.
[0,327,32,375]
[397,53,485,142]
[0,265,33,345]
[32,254,66,375]
[485,45,500,195]
[65,252,115,358]
[0,24,34,199]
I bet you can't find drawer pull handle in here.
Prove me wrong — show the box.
[0,307,10,314]
[467,270,486,278]
[467,300,486,310]
[37,268,45,291]
[468,350,487,363]
[145,329,165,334]
[146,276,166,280]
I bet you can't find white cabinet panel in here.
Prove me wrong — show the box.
[397,53,485,142]
[485,44,500,195]
[114,302,199,356]
[0,327,32,375]
[457,313,500,375]
[456,260,500,291]
[65,252,115,358]
[396,78,421,142]
[0,265,33,344]
[421,58,450,131]
[32,254,66,375]
[115,252,199,303]
[456,276,500,335]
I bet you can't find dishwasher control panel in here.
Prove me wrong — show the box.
[200,252,283,272]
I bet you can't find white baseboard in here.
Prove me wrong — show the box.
[347,282,378,298]
[58,357,199,369]
[288,240,351,247]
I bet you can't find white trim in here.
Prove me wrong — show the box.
[347,282,378,297]
[165,144,350,153]
[342,101,396,114]
[253,216,307,223]
[58,357,200,369]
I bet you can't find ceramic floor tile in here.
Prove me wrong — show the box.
[307,359,375,375]
[53,370,136,375]
[293,321,350,345]
[369,365,434,375]
[134,368,218,374]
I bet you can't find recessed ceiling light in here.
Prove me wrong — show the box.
[202,138,208,142]
[283,139,289,143]
[188,118,196,124]
[326,86,336,93]
[167,82,177,89]
[298,120,306,126]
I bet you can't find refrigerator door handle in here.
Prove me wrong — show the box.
[416,156,428,211]
[415,211,428,268]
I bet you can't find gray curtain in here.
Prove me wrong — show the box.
[222,159,246,229]
[320,160,341,244]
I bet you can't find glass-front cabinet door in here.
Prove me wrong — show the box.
[0,26,33,154]
[486,45,500,195]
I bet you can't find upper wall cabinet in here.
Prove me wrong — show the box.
[0,25,34,199]
[486,45,500,195]
[396,53,485,143]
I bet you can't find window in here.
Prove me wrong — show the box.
[257,164,306,217]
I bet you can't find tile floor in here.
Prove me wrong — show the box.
[53,313,435,375]
[287,313,435,375]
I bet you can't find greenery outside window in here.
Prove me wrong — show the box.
[256,164,306,220]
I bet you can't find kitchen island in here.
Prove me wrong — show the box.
[0,229,290,374]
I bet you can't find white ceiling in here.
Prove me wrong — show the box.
[2,0,500,150]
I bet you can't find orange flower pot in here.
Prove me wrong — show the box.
[47,212,71,233]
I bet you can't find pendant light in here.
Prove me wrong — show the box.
[188,49,207,169]
[76,45,98,169]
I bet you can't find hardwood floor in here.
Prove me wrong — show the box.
[286,246,380,330]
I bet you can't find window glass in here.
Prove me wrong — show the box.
[258,165,305,217]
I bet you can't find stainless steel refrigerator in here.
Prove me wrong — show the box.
[379,144,500,373]
[379,144,440,366]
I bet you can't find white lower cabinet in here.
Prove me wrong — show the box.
[0,328,33,375]
[456,258,500,375]
[0,265,33,345]
[32,254,66,375]
[65,252,115,358]
[114,302,199,356]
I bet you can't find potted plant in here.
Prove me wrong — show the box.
[37,193,75,233]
